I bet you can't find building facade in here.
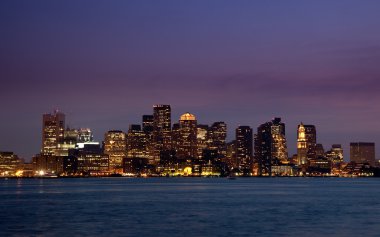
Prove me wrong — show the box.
[42,110,65,155]
[104,130,127,173]
[350,142,375,165]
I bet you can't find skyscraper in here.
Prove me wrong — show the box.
[208,122,227,159]
[42,110,65,155]
[297,123,316,165]
[196,124,209,159]
[177,113,197,159]
[271,118,288,164]
[104,130,126,173]
[236,126,253,171]
[152,105,171,163]
[350,142,375,165]
[254,118,288,176]
[126,125,148,158]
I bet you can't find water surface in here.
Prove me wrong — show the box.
[1,178,379,236]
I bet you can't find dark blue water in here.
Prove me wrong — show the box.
[1,178,380,237]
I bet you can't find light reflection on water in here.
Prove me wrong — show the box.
[1,178,380,237]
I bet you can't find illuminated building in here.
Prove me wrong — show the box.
[208,122,227,159]
[236,126,253,172]
[177,113,197,159]
[127,125,148,158]
[271,118,288,163]
[171,123,180,155]
[326,144,344,164]
[123,158,149,175]
[75,143,109,175]
[78,128,93,143]
[0,152,21,176]
[104,130,127,173]
[152,105,172,163]
[308,157,331,175]
[225,141,236,168]
[254,118,288,176]
[350,142,375,166]
[297,123,316,165]
[55,128,78,156]
[42,110,65,155]
[196,124,209,159]
[32,154,63,175]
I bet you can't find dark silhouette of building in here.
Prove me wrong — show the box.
[236,126,253,172]
[152,105,172,163]
[208,122,227,159]
[350,142,375,166]
[254,118,288,176]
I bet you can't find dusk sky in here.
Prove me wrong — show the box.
[1,0,380,161]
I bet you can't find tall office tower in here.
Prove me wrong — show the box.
[350,142,375,165]
[208,122,227,158]
[254,118,288,176]
[42,110,65,155]
[142,115,154,162]
[104,130,127,172]
[78,128,93,143]
[297,123,317,165]
[236,126,253,171]
[55,128,78,156]
[142,115,154,134]
[126,125,148,158]
[326,144,344,164]
[171,123,180,154]
[152,105,171,163]
[177,113,198,159]
[271,118,288,164]
[226,141,236,168]
[197,124,209,159]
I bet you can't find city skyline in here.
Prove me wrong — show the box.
[2,1,380,160]
[0,106,377,163]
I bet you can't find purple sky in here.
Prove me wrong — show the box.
[1,0,380,161]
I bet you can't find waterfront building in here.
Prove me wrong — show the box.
[32,154,64,175]
[0,152,21,176]
[75,143,109,175]
[104,130,127,173]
